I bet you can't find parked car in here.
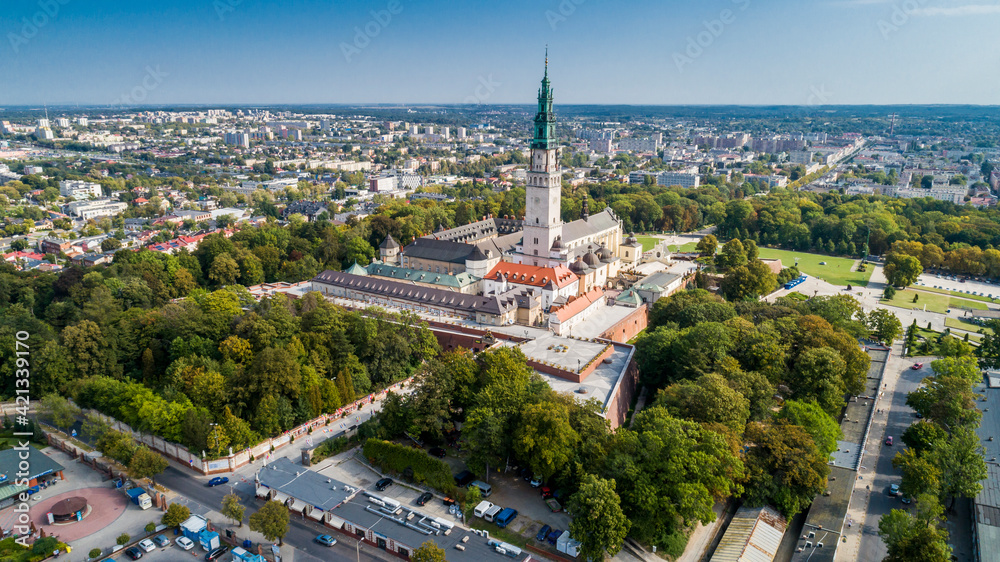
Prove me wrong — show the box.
[889,484,900,496]
[175,537,194,550]
[520,467,532,481]
[124,547,143,560]
[153,535,170,547]
[417,492,433,506]
[547,530,563,545]
[901,495,912,504]
[429,447,446,458]
[530,476,543,488]
[540,486,553,498]
[206,476,229,487]
[315,534,337,547]
[138,539,156,553]
[885,436,893,446]
[205,546,229,561]
[912,363,923,370]
[375,477,393,491]
[536,525,552,542]
[454,470,475,487]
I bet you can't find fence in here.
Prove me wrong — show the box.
[81,376,414,475]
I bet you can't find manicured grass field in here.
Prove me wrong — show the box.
[636,236,662,252]
[917,285,999,303]
[670,241,700,253]
[756,248,872,287]
[949,298,989,311]
[882,289,950,314]
[945,317,994,336]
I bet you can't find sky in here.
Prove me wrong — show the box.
[1,0,999,106]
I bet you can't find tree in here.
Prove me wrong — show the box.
[249,500,290,545]
[162,503,191,527]
[742,420,829,517]
[695,234,718,256]
[877,498,952,562]
[716,239,747,269]
[907,376,980,431]
[40,394,80,430]
[222,493,246,527]
[893,448,942,500]
[101,238,122,252]
[208,253,240,286]
[901,420,946,455]
[462,485,481,523]
[774,400,842,459]
[410,541,446,562]
[9,239,28,252]
[568,475,630,560]
[128,446,168,485]
[884,253,923,287]
[655,373,750,433]
[720,260,776,301]
[935,426,987,508]
[513,400,580,480]
[604,407,743,546]
[867,308,902,344]
[791,347,847,415]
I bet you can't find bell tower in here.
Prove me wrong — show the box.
[518,50,563,266]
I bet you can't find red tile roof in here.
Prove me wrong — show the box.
[551,288,605,323]
[486,262,578,289]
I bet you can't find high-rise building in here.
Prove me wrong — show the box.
[224,130,250,148]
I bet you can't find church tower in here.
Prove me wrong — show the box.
[517,52,563,267]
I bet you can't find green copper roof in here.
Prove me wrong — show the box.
[366,263,477,289]
[531,52,556,150]
[345,261,368,276]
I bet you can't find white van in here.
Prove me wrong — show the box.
[474,501,495,518]
[483,505,503,522]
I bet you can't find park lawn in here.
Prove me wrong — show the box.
[915,285,999,303]
[636,236,661,252]
[881,289,950,314]
[671,241,700,253]
[949,298,989,311]
[756,248,872,287]
[945,317,994,337]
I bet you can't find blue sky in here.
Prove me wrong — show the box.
[1,0,998,106]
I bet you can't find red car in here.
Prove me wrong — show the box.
[911,363,923,370]
[885,436,893,446]
[540,486,553,499]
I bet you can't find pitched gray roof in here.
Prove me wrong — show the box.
[562,209,620,246]
[312,271,514,316]
[402,237,477,264]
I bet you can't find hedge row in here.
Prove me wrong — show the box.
[363,439,456,495]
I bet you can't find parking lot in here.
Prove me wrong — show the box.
[108,537,208,561]
[311,445,574,547]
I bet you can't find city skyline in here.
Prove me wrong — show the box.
[3,0,1000,107]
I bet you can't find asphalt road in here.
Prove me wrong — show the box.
[855,358,927,562]
[156,465,390,562]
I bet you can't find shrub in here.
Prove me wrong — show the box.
[363,439,456,495]
[116,533,131,545]
[89,548,102,559]
[144,522,156,533]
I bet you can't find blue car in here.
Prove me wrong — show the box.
[315,534,337,547]
[206,476,229,487]
[547,529,563,545]
[536,525,551,542]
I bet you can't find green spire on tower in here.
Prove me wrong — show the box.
[532,49,555,150]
